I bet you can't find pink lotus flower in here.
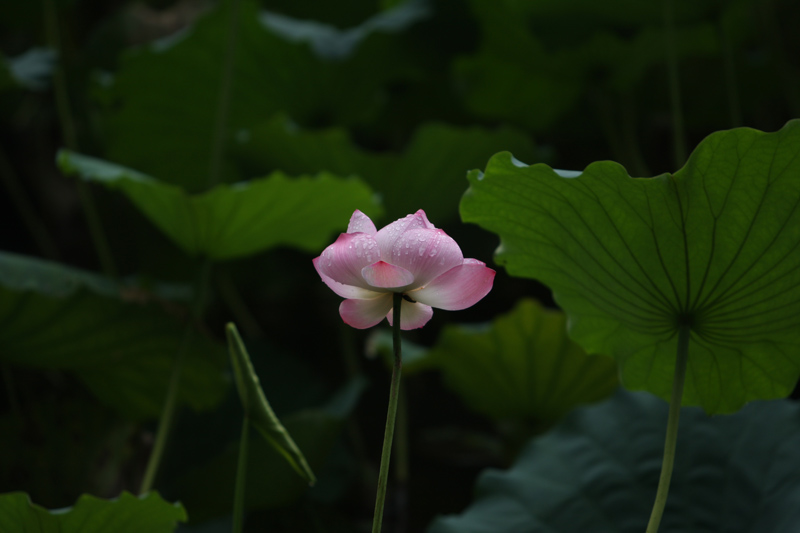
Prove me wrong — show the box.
[313,210,495,330]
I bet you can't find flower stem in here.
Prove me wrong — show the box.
[393,383,410,533]
[645,324,690,533]
[138,326,192,494]
[232,416,250,533]
[371,293,404,533]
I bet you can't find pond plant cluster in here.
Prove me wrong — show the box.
[1,0,800,532]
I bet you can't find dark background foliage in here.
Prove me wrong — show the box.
[0,0,798,531]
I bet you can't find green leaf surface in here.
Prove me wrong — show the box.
[235,116,538,221]
[0,252,226,419]
[226,322,315,485]
[429,390,800,533]
[0,491,186,533]
[173,376,366,522]
[461,121,800,413]
[58,150,381,260]
[428,299,618,425]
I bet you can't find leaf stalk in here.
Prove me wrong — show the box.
[645,324,690,533]
[139,260,212,494]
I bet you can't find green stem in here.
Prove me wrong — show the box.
[43,0,116,276]
[371,293,404,533]
[394,382,410,533]
[139,261,213,494]
[663,0,687,168]
[208,0,242,187]
[645,325,690,533]
[138,327,191,494]
[232,416,250,533]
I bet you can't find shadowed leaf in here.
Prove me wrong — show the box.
[0,252,226,419]
[429,299,618,425]
[429,390,800,533]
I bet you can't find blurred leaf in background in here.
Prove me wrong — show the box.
[429,390,800,533]
[235,116,539,222]
[98,0,425,189]
[427,299,617,428]
[1,47,56,91]
[0,251,226,419]
[368,299,618,434]
[58,150,383,260]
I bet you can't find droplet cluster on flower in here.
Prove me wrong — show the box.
[313,210,495,330]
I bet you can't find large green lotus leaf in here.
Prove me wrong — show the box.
[461,121,800,413]
[0,491,186,533]
[0,251,226,419]
[172,377,366,523]
[58,150,381,260]
[226,323,315,484]
[102,0,418,189]
[235,116,538,221]
[428,299,618,425]
[429,390,800,533]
